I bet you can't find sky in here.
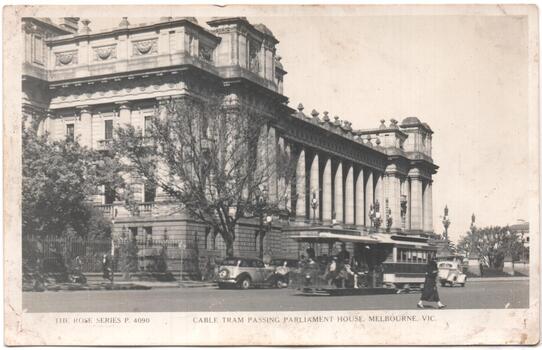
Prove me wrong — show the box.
[88,11,531,242]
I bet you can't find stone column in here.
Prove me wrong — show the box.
[355,167,365,226]
[423,180,433,233]
[77,106,92,148]
[334,161,344,223]
[116,101,131,127]
[309,152,320,221]
[365,170,373,225]
[156,97,170,121]
[267,126,278,202]
[344,164,354,225]
[295,148,306,219]
[284,142,292,211]
[322,157,333,223]
[405,179,411,230]
[390,178,402,230]
[277,136,286,210]
[375,173,385,212]
[408,168,423,232]
[383,164,402,231]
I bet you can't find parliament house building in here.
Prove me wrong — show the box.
[22,17,438,263]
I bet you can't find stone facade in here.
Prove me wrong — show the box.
[22,17,438,262]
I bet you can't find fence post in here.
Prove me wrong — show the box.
[111,238,115,284]
[178,241,185,282]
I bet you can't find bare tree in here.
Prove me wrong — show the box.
[114,94,294,257]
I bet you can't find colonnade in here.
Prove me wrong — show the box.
[265,125,434,234]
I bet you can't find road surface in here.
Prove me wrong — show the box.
[23,280,529,313]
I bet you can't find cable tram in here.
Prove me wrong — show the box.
[289,227,437,296]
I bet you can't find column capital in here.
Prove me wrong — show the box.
[407,168,421,179]
[45,110,56,119]
[115,101,131,110]
[76,105,92,114]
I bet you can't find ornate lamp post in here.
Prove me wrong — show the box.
[369,200,382,232]
[256,186,268,259]
[310,191,319,224]
[385,199,392,233]
[442,205,451,240]
[400,195,407,231]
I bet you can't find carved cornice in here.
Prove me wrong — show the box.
[282,116,387,172]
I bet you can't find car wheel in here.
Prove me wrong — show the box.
[218,283,228,289]
[277,280,288,288]
[239,277,251,290]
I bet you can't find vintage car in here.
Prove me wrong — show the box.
[437,261,467,287]
[216,257,275,289]
[269,259,300,288]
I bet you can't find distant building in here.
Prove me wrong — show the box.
[509,221,529,262]
[22,17,438,260]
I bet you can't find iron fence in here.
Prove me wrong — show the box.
[22,235,204,275]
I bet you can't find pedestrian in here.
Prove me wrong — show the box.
[102,254,112,281]
[306,247,315,260]
[418,256,446,309]
[324,257,338,287]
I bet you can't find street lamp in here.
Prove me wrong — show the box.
[256,186,269,259]
[442,205,450,240]
[310,191,319,224]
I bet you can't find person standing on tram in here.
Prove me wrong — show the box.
[337,243,350,262]
[418,256,447,309]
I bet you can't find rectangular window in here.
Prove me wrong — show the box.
[104,185,115,204]
[66,123,75,142]
[143,183,156,203]
[144,116,152,136]
[33,35,44,64]
[129,227,138,240]
[144,226,153,239]
[104,119,113,140]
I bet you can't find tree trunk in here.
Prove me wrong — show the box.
[226,242,234,257]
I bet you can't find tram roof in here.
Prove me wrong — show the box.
[289,231,435,249]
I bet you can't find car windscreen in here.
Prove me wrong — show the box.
[270,260,298,268]
[220,259,241,266]
[439,263,454,268]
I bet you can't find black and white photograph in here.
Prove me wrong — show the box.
[4,4,539,346]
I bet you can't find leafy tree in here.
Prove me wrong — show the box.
[114,95,294,257]
[22,128,125,238]
[118,238,139,279]
[457,225,524,269]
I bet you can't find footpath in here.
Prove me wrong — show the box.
[467,276,529,282]
[85,273,216,289]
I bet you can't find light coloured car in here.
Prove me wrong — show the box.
[438,261,467,287]
[216,257,275,289]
